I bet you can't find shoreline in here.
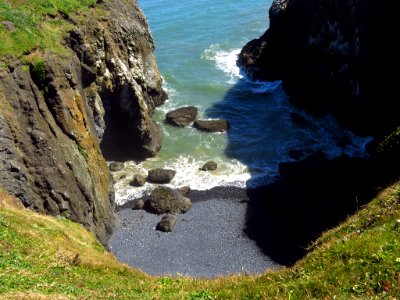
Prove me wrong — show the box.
[109,185,281,278]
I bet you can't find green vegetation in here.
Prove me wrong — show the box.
[30,57,46,84]
[0,0,98,58]
[1,179,399,299]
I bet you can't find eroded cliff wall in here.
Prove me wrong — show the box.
[0,0,166,245]
[239,0,400,137]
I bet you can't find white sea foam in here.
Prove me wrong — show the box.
[202,44,243,84]
[113,156,253,205]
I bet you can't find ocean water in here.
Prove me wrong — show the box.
[113,0,371,204]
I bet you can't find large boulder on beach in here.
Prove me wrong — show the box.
[199,161,218,171]
[194,120,229,132]
[147,168,176,184]
[156,214,177,232]
[166,106,198,127]
[145,186,192,214]
[109,162,124,172]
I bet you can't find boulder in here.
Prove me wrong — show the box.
[199,161,218,171]
[109,162,124,172]
[145,186,192,214]
[194,120,229,132]
[129,174,146,187]
[166,106,198,127]
[147,168,176,184]
[156,214,177,232]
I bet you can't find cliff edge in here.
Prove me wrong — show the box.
[0,0,166,245]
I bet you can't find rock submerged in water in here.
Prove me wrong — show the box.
[129,175,146,187]
[194,120,229,132]
[166,106,198,127]
[109,162,124,172]
[156,214,177,232]
[199,161,218,171]
[147,168,176,184]
[145,186,192,214]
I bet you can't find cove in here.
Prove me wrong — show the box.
[109,0,372,276]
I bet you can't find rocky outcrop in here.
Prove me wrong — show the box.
[0,0,166,245]
[194,120,229,132]
[199,161,218,171]
[239,0,400,136]
[69,0,167,160]
[147,168,176,184]
[166,106,198,127]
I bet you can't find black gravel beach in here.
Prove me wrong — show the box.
[109,186,280,277]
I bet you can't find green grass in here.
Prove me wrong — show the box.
[0,0,98,59]
[1,179,399,299]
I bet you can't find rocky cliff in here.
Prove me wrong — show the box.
[239,0,400,137]
[0,0,166,245]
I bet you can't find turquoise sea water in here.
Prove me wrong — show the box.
[114,0,371,203]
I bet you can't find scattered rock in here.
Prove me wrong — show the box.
[129,174,146,187]
[199,161,218,171]
[156,214,177,232]
[119,174,127,180]
[1,21,15,31]
[109,162,124,172]
[145,186,192,214]
[147,168,176,184]
[166,106,198,127]
[178,186,191,195]
[131,199,145,210]
[194,120,229,132]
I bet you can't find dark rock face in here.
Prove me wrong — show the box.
[199,161,218,171]
[238,0,400,136]
[147,169,176,184]
[156,214,177,232]
[145,186,192,214]
[0,0,166,245]
[194,120,230,132]
[0,57,115,246]
[166,106,198,127]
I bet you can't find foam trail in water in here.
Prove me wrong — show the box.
[202,44,243,84]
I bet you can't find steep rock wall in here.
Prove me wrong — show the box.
[239,0,400,137]
[0,0,166,245]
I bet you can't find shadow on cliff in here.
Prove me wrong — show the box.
[205,79,390,266]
